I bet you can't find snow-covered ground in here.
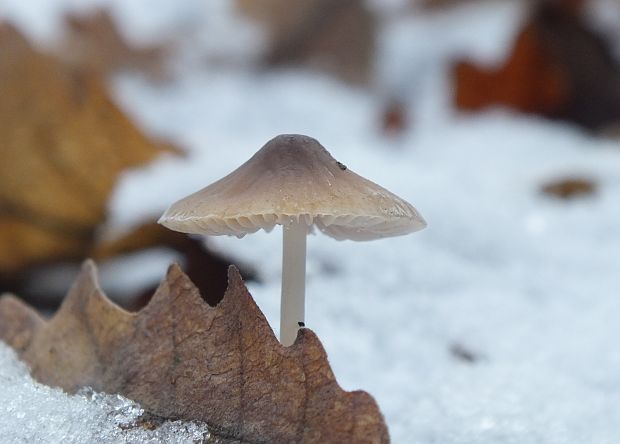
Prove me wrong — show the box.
[1,1,620,443]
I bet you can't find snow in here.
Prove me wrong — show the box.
[1,0,620,443]
[0,342,209,443]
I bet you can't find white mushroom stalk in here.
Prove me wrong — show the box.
[158,134,426,347]
[280,220,307,346]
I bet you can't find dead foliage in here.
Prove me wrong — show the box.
[454,0,620,130]
[1,220,258,314]
[381,100,409,137]
[455,22,569,116]
[0,261,389,443]
[93,222,258,309]
[541,177,597,199]
[0,23,173,275]
[237,0,376,85]
[59,9,168,80]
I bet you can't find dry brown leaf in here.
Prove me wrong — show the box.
[0,216,88,274]
[0,261,389,443]
[237,0,376,85]
[2,221,257,315]
[454,0,620,130]
[59,9,168,80]
[454,22,569,115]
[381,100,408,137]
[541,177,597,199]
[92,222,259,308]
[0,23,173,273]
[0,294,45,353]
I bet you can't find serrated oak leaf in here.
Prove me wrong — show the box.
[0,260,389,443]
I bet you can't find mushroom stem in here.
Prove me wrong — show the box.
[280,220,307,346]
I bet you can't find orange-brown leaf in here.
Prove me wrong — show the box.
[0,24,173,273]
[454,23,569,115]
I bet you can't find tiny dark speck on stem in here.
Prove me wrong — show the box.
[336,161,347,171]
[298,321,305,327]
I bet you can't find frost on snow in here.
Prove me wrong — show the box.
[0,343,209,443]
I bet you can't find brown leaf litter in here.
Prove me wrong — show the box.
[0,24,257,315]
[59,9,169,81]
[541,177,597,199]
[0,261,389,443]
[454,0,620,131]
[236,0,376,85]
[0,23,175,275]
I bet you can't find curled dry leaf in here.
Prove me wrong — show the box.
[0,261,389,443]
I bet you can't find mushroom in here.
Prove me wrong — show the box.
[158,134,426,346]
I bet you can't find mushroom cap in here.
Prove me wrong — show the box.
[158,134,426,241]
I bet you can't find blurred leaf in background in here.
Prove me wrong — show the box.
[58,9,169,81]
[454,0,620,131]
[0,23,172,273]
[0,22,182,306]
[541,176,597,199]
[237,0,376,85]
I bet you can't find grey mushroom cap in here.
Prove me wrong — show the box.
[158,134,426,241]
